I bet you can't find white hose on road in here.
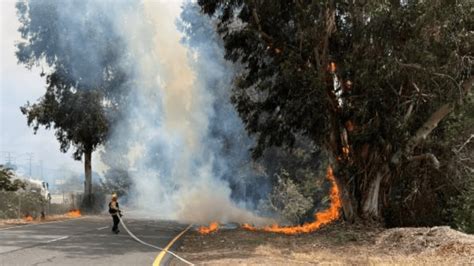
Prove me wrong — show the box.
[117,215,194,265]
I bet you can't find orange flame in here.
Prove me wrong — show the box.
[23,215,33,222]
[67,209,81,218]
[342,146,350,158]
[242,165,341,235]
[328,62,337,73]
[198,222,219,234]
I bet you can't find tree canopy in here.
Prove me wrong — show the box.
[20,75,108,160]
[16,0,129,158]
[198,0,473,222]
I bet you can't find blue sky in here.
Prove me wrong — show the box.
[1,0,83,180]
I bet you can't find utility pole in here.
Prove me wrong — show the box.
[40,160,44,179]
[26,152,34,178]
[1,151,13,165]
[6,152,12,164]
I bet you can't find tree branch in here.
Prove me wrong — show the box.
[456,134,474,153]
[250,0,273,43]
[407,103,453,151]
[402,101,414,125]
[321,1,336,69]
[406,77,473,152]
[391,76,473,165]
[408,153,440,169]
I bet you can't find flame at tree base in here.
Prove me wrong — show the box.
[242,165,342,235]
[67,209,81,218]
[198,222,219,234]
[23,215,34,222]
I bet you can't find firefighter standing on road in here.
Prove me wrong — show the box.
[108,193,122,234]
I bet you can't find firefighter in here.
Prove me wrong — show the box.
[108,193,122,234]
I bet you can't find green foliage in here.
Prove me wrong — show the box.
[20,79,108,159]
[199,0,472,158]
[444,99,474,233]
[261,169,314,224]
[200,0,473,223]
[453,176,474,234]
[15,0,128,159]
[254,141,330,223]
[0,165,25,192]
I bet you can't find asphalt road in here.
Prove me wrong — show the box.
[0,215,190,266]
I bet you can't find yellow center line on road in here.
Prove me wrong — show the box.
[152,224,193,266]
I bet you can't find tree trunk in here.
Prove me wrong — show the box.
[361,167,388,219]
[84,149,92,208]
[334,163,390,222]
[336,176,356,222]
[328,141,391,223]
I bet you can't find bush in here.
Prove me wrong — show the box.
[0,165,25,191]
[0,191,46,219]
[452,175,474,234]
[261,169,313,224]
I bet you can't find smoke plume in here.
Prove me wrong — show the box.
[18,0,271,225]
[117,0,270,225]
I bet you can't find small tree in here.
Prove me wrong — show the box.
[0,165,25,191]
[20,81,108,207]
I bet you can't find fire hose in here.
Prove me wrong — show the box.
[118,215,194,265]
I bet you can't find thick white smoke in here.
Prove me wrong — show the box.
[105,1,271,225]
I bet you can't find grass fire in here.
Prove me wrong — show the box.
[66,209,81,218]
[242,166,341,235]
[198,222,219,235]
[23,215,34,222]
[198,165,342,235]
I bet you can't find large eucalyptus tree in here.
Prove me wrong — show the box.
[198,0,473,222]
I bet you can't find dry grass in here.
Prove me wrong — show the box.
[172,223,474,265]
[0,214,80,228]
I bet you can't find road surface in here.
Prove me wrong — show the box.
[0,215,190,266]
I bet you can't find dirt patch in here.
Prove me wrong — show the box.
[0,214,82,228]
[171,223,474,265]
